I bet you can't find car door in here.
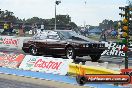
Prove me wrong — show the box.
[46,32,66,55]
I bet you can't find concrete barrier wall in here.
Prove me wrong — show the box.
[0,52,25,68]
[19,55,72,75]
[0,51,121,76]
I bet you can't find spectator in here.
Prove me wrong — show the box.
[40,22,44,31]
[9,23,13,35]
[19,24,24,36]
[34,23,38,34]
[32,23,38,35]
[2,22,9,35]
[100,33,107,41]
[31,24,34,34]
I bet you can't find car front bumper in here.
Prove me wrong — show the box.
[75,47,105,56]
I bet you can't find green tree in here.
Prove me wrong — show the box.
[26,17,43,24]
[69,22,77,28]
[99,19,114,30]
[0,10,22,23]
[48,14,77,29]
[127,0,132,7]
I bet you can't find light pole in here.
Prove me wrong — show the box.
[55,0,61,30]
[83,0,87,33]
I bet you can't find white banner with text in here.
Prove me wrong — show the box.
[101,42,125,57]
[19,55,72,75]
[0,36,31,49]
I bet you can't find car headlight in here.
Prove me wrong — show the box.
[99,44,105,47]
[83,45,86,47]
[86,44,89,47]
[82,44,89,47]
[99,44,102,47]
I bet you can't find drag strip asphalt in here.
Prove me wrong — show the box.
[0,67,125,88]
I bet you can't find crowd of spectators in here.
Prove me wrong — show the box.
[0,22,24,36]
[0,21,47,36]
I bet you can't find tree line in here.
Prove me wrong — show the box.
[0,9,77,31]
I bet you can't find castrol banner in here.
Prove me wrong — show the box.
[0,36,31,49]
[19,55,72,75]
[0,52,25,68]
[0,36,19,48]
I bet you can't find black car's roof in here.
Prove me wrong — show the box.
[35,30,99,43]
[54,30,72,32]
[40,30,72,33]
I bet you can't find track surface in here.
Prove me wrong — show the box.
[0,74,88,88]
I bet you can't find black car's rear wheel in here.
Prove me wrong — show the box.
[30,46,38,56]
[66,47,76,60]
[90,54,101,62]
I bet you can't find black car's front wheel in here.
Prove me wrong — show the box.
[66,47,76,60]
[90,54,101,62]
[30,46,38,56]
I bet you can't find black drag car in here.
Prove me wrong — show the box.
[22,30,105,62]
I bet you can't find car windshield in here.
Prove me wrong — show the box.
[58,30,96,42]
[59,31,80,39]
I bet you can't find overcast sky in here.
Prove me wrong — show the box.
[0,0,127,26]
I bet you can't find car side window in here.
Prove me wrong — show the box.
[39,34,47,40]
[33,34,41,39]
[47,32,60,40]
[32,33,47,40]
[57,32,65,40]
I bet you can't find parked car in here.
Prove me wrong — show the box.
[22,30,106,62]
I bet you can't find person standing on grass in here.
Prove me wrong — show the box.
[2,22,9,35]
[9,23,13,34]
[32,23,38,35]
[100,33,107,41]
[34,23,38,34]
[19,23,24,36]
[40,22,44,31]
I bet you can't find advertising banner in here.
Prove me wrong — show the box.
[19,55,72,75]
[76,74,130,85]
[101,42,126,57]
[0,36,19,48]
[0,36,31,49]
[0,52,25,68]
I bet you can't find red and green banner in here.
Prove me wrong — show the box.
[19,55,72,75]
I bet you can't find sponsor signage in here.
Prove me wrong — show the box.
[0,36,31,49]
[0,36,19,48]
[0,52,25,68]
[84,74,130,83]
[101,42,125,57]
[19,55,72,75]
[102,42,132,57]
[76,69,132,85]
